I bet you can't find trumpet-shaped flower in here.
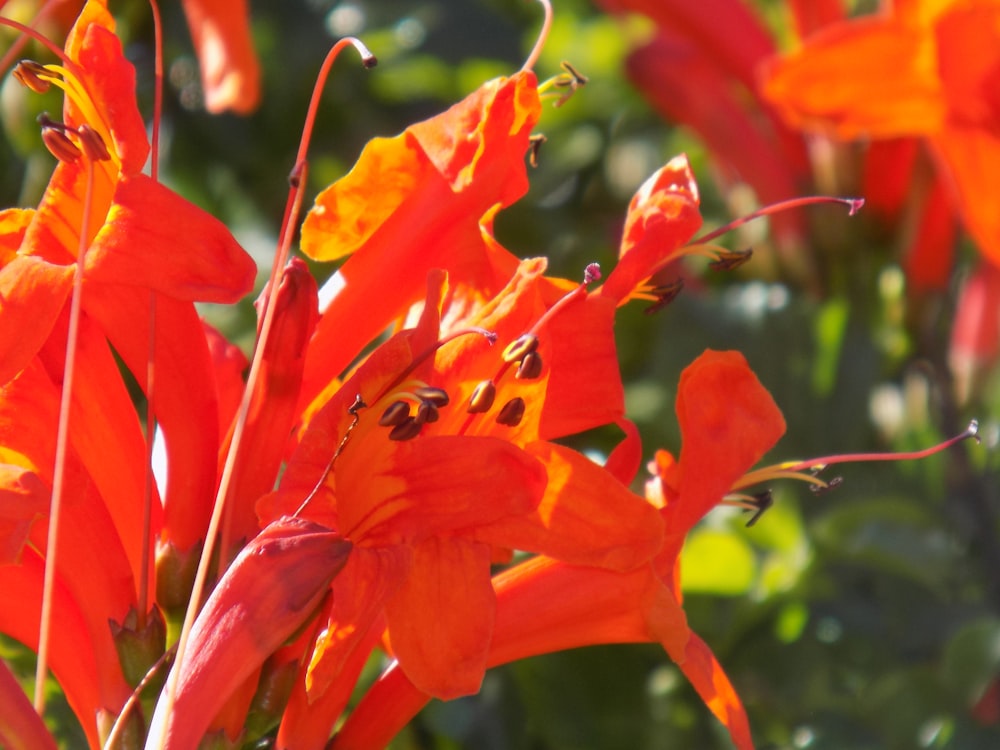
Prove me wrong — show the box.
[762,0,1000,266]
[333,349,783,750]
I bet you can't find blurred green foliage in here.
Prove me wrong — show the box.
[2,0,999,748]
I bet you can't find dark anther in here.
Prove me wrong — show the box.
[551,61,588,107]
[388,417,423,441]
[362,54,378,70]
[709,248,753,272]
[348,394,367,415]
[38,115,81,164]
[528,134,546,168]
[414,400,440,425]
[560,61,589,87]
[744,490,773,527]
[13,60,51,93]
[496,397,526,427]
[76,124,111,162]
[414,386,449,407]
[378,400,410,427]
[584,263,602,284]
[467,380,497,413]
[643,279,684,315]
[516,352,543,380]
[502,334,539,364]
[809,476,843,494]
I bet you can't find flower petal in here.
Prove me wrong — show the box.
[145,518,351,750]
[296,75,538,406]
[599,156,703,303]
[931,124,1000,267]
[0,465,48,566]
[0,248,73,387]
[472,441,664,571]
[0,659,57,750]
[761,15,945,138]
[668,350,785,547]
[84,174,256,303]
[384,537,495,699]
[180,0,261,114]
[664,628,754,750]
[337,435,547,545]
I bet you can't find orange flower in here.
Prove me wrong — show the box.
[243,72,727,747]
[333,349,785,750]
[0,2,255,743]
[179,0,261,114]
[595,0,812,247]
[257,264,665,744]
[762,0,1000,265]
[0,0,256,553]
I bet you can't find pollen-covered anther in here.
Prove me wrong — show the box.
[13,60,51,93]
[502,334,539,364]
[708,247,753,271]
[413,386,449,407]
[496,397,526,427]
[516,351,543,380]
[76,124,111,162]
[388,417,423,441]
[467,380,497,413]
[378,400,411,427]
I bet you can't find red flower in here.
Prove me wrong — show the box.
[0,2,255,743]
[761,0,1000,266]
[179,0,261,113]
[334,349,786,750]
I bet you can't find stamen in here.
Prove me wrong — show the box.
[36,154,98,713]
[502,334,539,364]
[584,262,602,284]
[516,352,543,380]
[13,60,51,93]
[538,60,589,108]
[389,418,423,442]
[642,279,684,315]
[376,327,496,409]
[809,476,843,494]
[521,0,553,73]
[719,421,980,527]
[414,386,449,407]
[707,247,753,272]
[781,419,979,474]
[528,134,546,168]
[40,125,81,163]
[292,395,367,517]
[378,401,411,427]
[414,401,440,425]
[496,397,526,427]
[76,124,111,162]
[723,490,774,527]
[467,380,497,413]
[693,196,865,246]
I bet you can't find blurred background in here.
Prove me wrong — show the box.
[2,0,999,747]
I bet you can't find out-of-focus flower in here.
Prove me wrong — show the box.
[179,0,261,113]
[761,0,1000,268]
